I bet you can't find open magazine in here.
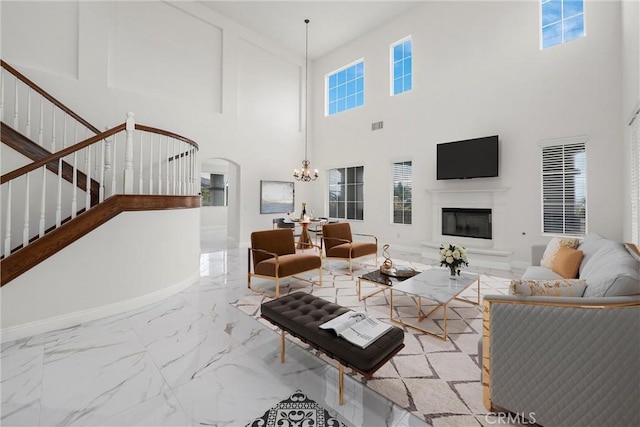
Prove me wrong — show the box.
[319,311,393,349]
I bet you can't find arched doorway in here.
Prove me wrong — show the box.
[200,158,240,251]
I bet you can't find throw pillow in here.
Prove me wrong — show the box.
[540,237,580,268]
[552,246,584,279]
[509,278,587,297]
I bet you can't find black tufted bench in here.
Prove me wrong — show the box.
[260,291,404,405]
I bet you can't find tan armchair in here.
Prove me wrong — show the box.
[322,222,378,274]
[248,229,322,298]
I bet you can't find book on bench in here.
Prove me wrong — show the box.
[319,311,393,349]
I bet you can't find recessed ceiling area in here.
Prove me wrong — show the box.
[198,1,418,59]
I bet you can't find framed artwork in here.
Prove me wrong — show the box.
[260,180,295,214]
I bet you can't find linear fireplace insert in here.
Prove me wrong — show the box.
[442,208,492,240]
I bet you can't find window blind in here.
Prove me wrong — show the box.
[541,140,586,235]
[392,161,412,224]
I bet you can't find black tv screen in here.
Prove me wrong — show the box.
[436,135,499,180]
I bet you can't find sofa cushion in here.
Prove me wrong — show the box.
[540,237,580,268]
[552,246,584,279]
[509,279,587,297]
[255,253,321,278]
[326,242,377,259]
[577,233,605,275]
[580,240,640,297]
[521,266,564,281]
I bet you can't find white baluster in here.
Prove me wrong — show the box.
[56,158,62,227]
[23,174,30,247]
[157,135,163,194]
[165,137,170,195]
[71,152,78,218]
[62,114,67,150]
[138,132,144,193]
[50,108,56,152]
[172,138,177,195]
[0,68,4,122]
[25,88,32,138]
[177,142,182,195]
[111,133,118,196]
[38,98,44,146]
[39,165,46,237]
[4,181,12,257]
[99,138,106,202]
[148,134,154,195]
[104,126,112,174]
[124,112,135,194]
[13,78,19,129]
[85,145,92,211]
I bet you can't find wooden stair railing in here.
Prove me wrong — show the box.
[1,60,100,150]
[2,117,199,264]
[1,121,100,206]
[0,195,201,286]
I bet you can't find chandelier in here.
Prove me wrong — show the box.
[293,19,318,182]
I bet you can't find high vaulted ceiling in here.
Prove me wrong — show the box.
[198,1,419,59]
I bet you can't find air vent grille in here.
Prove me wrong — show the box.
[371,121,384,131]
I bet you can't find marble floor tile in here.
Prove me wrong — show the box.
[6,234,521,427]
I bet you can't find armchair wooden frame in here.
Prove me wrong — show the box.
[247,235,322,299]
[322,223,378,275]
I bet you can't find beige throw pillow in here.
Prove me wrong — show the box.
[540,237,580,268]
[509,278,587,297]
[552,246,584,279]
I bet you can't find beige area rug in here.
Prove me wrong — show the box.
[233,260,512,425]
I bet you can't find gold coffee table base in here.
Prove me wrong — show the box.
[389,277,480,341]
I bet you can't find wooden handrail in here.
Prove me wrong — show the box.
[0,123,126,184]
[1,60,101,134]
[135,124,199,150]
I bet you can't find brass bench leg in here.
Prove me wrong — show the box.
[339,364,344,405]
[280,330,285,363]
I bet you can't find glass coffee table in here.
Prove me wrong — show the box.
[389,269,480,341]
[357,268,418,301]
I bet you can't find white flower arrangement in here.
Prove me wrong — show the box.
[439,243,469,276]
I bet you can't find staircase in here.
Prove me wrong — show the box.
[1,60,201,286]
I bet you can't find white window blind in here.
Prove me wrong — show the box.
[630,110,640,244]
[541,138,587,235]
[392,161,412,224]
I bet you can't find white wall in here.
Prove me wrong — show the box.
[1,0,631,267]
[1,208,200,340]
[1,0,314,247]
[621,0,640,242]
[310,0,625,264]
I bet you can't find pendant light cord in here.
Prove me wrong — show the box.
[304,19,309,161]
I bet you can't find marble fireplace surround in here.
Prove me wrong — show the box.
[421,188,512,270]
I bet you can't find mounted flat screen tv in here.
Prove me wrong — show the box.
[436,135,499,180]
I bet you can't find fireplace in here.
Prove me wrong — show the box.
[442,208,492,240]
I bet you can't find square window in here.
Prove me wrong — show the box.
[326,61,364,115]
[542,0,562,27]
[542,22,562,49]
[563,14,584,41]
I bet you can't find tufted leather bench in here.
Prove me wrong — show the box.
[261,291,404,405]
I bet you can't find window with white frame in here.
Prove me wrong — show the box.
[541,0,585,49]
[328,166,364,220]
[326,60,364,116]
[540,138,587,235]
[391,37,412,96]
[630,109,640,244]
[392,161,412,224]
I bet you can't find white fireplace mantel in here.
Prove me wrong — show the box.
[422,187,512,269]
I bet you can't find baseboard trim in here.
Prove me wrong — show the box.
[0,271,199,343]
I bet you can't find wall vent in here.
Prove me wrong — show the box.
[371,121,384,131]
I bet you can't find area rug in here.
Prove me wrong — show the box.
[247,389,345,427]
[233,260,512,425]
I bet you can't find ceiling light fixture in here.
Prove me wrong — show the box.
[293,19,318,182]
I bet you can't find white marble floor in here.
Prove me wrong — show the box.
[2,228,456,427]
